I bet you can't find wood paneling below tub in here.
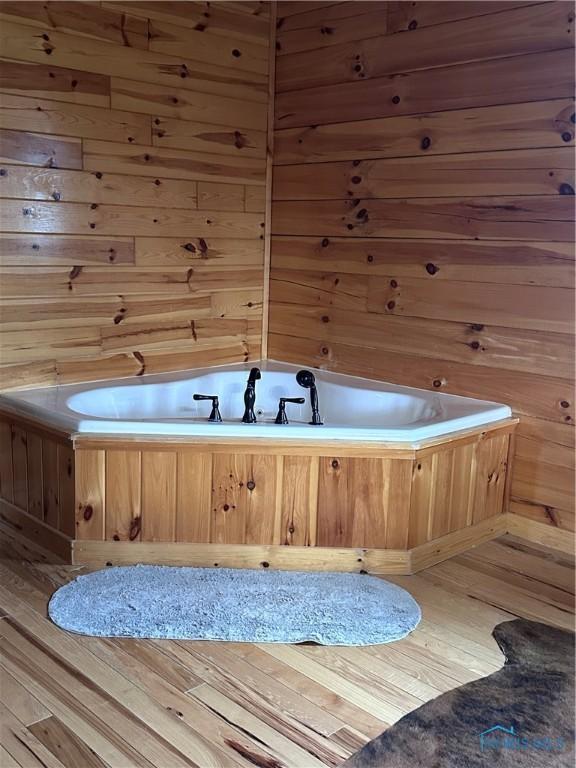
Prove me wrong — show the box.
[0,0,271,390]
[68,421,515,552]
[270,0,575,540]
[3,410,559,568]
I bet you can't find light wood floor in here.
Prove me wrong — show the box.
[0,531,573,768]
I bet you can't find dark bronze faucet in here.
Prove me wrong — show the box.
[274,397,305,424]
[296,370,323,425]
[242,367,261,423]
[193,394,222,422]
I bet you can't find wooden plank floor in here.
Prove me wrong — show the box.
[0,531,573,768]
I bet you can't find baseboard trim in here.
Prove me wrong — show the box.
[505,513,575,555]
[72,540,412,574]
[0,499,72,562]
[72,516,509,574]
[410,515,508,573]
[2,502,571,571]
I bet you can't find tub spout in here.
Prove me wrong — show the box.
[242,367,261,423]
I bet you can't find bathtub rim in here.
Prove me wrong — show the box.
[0,401,518,457]
[0,358,514,448]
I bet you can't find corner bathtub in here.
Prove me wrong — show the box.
[0,360,511,444]
[0,361,517,573]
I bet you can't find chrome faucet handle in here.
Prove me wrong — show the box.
[193,394,222,423]
[274,397,305,425]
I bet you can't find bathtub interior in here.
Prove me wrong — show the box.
[65,369,442,428]
[0,360,512,440]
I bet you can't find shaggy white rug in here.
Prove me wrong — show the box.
[48,565,421,645]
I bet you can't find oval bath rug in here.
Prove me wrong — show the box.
[48,565,421,646]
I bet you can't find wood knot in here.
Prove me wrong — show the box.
[321,346,329,355]
[321,237,330,247]
[420,136,431,150]
[182,242,196,252]
[350,175,362,184]
[129,516,141,541]
[331,459,339,469]
[247,480,256,491]
[321,315,330,323]
[560,400,570,408]
[261,561,270,568]
[392,95,401,104]
[83,505,93,521]
[425,262,439,275]
[390,279,398,288]
[470,323,484,331]
[432,379,444,388]
[408,19,418,30]
[561,131,572,142]
[559,183,574,195]
[232,49,241,57]
[386,300,396,310]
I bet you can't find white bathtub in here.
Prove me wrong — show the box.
[0,361,512,445]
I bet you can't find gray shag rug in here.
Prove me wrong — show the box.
[48,564,421,645]
[343,619,575,767]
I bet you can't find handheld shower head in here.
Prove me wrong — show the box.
[296,370,322,425]
[296,369,315,388]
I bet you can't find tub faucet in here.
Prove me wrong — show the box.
[296,370,323,425]
[242,367,261,423]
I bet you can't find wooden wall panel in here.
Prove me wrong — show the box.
[0,0,271,390]
[176,453,213,544]
[141,452,177,542]
[1,412,514,566]
[0,415,75,543]
[105,451,141,542]
[270,1,575,540]
[74,449,105,541]
[316,457,412,548]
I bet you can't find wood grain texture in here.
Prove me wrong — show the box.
[141,451,177,542]
[276,2,573,92]
[0,0,269,390]
[74,450,105,541]
[274,99,575,164]
[270,0,575,538]
[275,48,574,128]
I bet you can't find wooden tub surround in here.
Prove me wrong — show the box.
[0,410,518,572]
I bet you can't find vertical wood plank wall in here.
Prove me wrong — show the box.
[0,415,75,558]
[0,0,271,390]
[269,1,576,537]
